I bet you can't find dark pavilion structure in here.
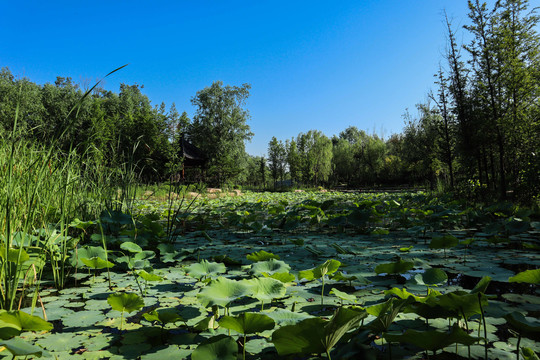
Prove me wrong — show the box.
[179,135,207,179]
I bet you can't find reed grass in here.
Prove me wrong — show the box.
[0,65,129,310]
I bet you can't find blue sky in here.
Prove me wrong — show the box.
[1,1,496,156]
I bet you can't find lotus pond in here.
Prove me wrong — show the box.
[1,191,539,359]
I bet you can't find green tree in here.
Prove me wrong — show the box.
[286,138,302,185]
[297,130,333,185]
[189,81,253,185]
[268,137,286,187]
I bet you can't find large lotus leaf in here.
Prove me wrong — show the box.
[0,246,30,264]
[246,250,280,262]
[272,318,327,356]
[120,241,142,253]
[77,246,107,260]
[191,334,238,360]
[504,312,540,339]
[505,219,530,234]
[197,277,251,308]
[509,269,540,284]
[137,270,163,282]
[219,312,275,335]
[384,287,440,303]
[263,309,314,326]
[81,256,114,269]
[434,292,489,319]
[522,347,540,360]
[322,306,367,351]
[415,268,448,286]
[186,260,226,280]
[245,277,286,302]
[249,259,291,276]
[367,297,414,334]
[429,234,459,249]
[330,288,358,303]
[0,310,53,333]
[470,276,491,294]
[143,308,183,325]
[61,310,106,328]
[384,323,481,351]
[405,301,456,320]
[0,320,21,339]
[331,271,371,285]
[0,337,49,357]
[107,292,144,314]
[262,271,296,283]
[73,246,108,267]
[374,259,414,275]
[298,259,341,281]
[133,250,155,261]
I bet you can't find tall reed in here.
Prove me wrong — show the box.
[0,65,127,309]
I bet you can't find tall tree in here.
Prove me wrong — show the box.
[268,136,286,187]
[189,81,253,185]
[430,65,456,189]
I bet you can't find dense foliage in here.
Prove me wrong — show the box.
[1,0,538,201]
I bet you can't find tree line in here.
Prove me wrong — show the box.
[1,0,538,202]
[261,0,539,202]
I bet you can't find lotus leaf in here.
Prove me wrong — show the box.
[522,347,540,360]
[249,258,290,276]
[429,234,458,250]
[367,297,415,334]
[505,218,530,234]
[197,277,251,308]
[246,250,279,262]
[504,312,540,339]
[120,241,143,253]
[415,268,448,286]
[374,258,414,275]
[298,259,341,281]
[262,271,296,283]
[0,337,49,357]
[191,334,238,360]
[61,310,106,328]
[322,306,368,352]
[434,292,489,319]
[219,312,275,335]
[0,310,53,334]
[509,269,540,284]
[330,288,357,303]
[107,292,144,314]
[263,309,314,326]
[186,260,226,280]
[245,277,286,303]
[271,317,326,355]
[137,270,163,282]
[272,306,367,357]
[80,256,114,269]
[384,323,481,351]
[0,320,20,339]
[143,308,183,325]
[0,246,30,264]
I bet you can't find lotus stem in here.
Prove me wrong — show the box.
[241,333,247,360]
[478,293,488,360]
[460,307,470,359]
[326,349,332,359]
[516,334,521,360]
[321,277,325,305]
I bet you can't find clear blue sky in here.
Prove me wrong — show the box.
[1,1,496,156]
